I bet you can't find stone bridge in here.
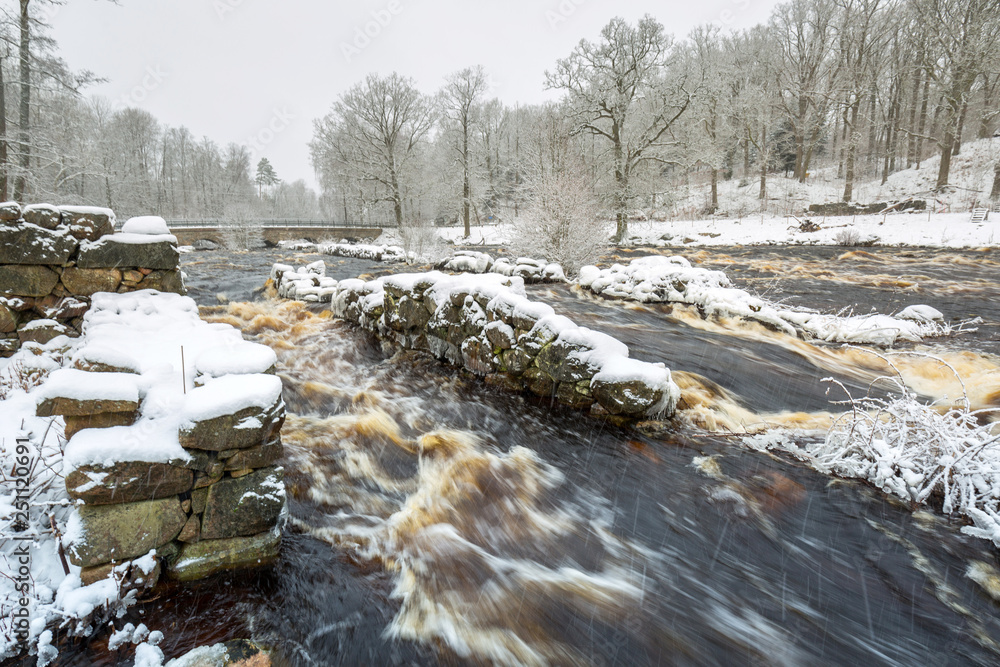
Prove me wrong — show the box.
[164,220,386,246]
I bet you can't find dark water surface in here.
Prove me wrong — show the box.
[47,246,1000,666]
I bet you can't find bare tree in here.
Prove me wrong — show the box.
[772,0,842,183]
[440,66,489,237]
[913,0,1000,189]
[547,16,691,242]
[835,0,889,201]
[310,73,435,228]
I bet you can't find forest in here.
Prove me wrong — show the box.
[0,0,997,236]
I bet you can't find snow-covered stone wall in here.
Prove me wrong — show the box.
[33,291,286,586]
[0,204,184,359]
[272,262,679,420]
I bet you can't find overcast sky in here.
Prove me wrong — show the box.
[49,0,777,190]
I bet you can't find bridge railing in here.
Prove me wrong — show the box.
[161,219,395,229]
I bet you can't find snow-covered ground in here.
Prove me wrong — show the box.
[438,210,999,249]
[439,138,1000,250]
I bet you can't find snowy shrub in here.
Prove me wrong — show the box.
[509,172,609,276]
[398,219,446,264]
[833,227,877,247]
[772,351,1000,546]
[221,203,265,251]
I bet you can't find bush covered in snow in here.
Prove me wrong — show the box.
[508,172,610,275]
[747,355,1000,547]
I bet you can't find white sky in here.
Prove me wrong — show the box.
[49,0,777,189]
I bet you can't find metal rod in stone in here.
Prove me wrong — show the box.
[181,346,186,394]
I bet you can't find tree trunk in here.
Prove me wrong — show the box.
[462,115,471,237]
[710,168,718,212]
[843,99,860,202]
[979,75,998,139]
[936,108,956,190]
[612,124,627,242]
[390,169,403,228]
[991,162,1000,201]
[759,127,768,201]
[915,68,930,169]
[906,62,921,167]
[952,96,968,157]
[0,49,7,201]
[742,132,750,183]
[13,0,31,201]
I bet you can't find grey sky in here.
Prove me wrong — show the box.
[50,0,777,189]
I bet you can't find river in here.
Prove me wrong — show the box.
[52,245,1000,666]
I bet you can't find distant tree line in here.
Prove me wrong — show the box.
[311,0,1000,240]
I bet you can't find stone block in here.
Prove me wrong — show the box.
[65,461,193,505]
[63,411,137,439]
[179,399,284,452]
[0,224,77,265]
[76,236,179,270]
[68,497,187,568]
[168,527,280,582]
[0,265,60,297]
[22,204,61,229]
[61,267,122,296]
[201,467,284,540]
[222,439,284,471]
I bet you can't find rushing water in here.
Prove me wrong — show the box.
[49,246,1000,666]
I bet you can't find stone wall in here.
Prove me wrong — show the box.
[30,289,286,587]
[0,203,183,358]
[273,263,679,420]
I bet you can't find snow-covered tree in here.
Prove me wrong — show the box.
[546,16,692,241]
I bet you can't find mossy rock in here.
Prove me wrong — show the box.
[68,497,187,568]
[201,467,285,540]
[168,528,281,582]
[66,461,192,505]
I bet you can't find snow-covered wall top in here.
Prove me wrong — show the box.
[579,255,967,346]
[271,261,679,420]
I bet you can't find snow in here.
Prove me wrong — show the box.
[34,368,139,404]
[60,205,116,221]
[82,232,178,247]
[54,575,126,623]
[121,216,170,236]
[181,374,283,425]
[579,256,968,346]
[194,342,276,378]
[64,420,192,470]
[898,305,944,323]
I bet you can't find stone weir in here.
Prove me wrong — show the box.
[33,290,286,587]
[272,263,680,420]
[0,203,183,358]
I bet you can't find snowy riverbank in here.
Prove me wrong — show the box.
[438,209,1000,249]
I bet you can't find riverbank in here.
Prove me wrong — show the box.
[435,210,1000,249]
